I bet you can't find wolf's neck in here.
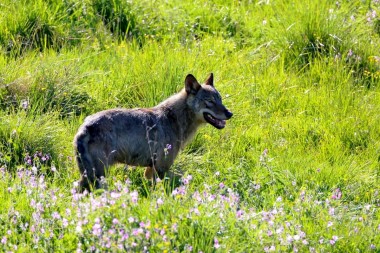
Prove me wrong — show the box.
[155,89,201,147]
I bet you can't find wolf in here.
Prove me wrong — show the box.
[74,73,233,191]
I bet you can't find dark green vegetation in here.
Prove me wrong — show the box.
[0,0,379,252]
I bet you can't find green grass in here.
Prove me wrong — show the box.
[1,0,380,252]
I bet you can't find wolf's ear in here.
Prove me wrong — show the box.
[205,73,214,86]
[185,74,201,95]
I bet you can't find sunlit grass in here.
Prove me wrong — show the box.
[0,0,380,252]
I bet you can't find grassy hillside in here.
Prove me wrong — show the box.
[0,0,380,252]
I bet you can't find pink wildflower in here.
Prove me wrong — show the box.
[214,238,220,249]
[331,188,342,200]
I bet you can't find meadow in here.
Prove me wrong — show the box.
[0,0,380,252]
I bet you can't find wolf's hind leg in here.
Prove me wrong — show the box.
[91,158,109,190]
[75,133,97,192]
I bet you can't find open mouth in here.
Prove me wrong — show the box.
[203,112,226,129]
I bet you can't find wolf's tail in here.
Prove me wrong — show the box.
[74,129,95,191]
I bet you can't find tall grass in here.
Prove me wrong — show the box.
[0,0,380,252]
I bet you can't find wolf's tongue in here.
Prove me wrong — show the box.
[208,114,225,128]
[204,112,225,129]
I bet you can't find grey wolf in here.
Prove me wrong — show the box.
[74,73,233,191]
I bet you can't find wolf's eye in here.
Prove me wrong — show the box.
[205,100,214,107]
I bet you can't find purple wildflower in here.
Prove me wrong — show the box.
[214,238,220,249]
[182,175,193,185]
[330,235,338,245]
[173,186,186,196]
[21,99,29,109]
[331,188,342,200]
[172,223,178,232]
[185,244,193,251]
[286,235,294,243]
[347,49,353,57]
[191,208,200,216]
[276,226,284,234]
[164,144,172,156]
[92,223,102,237]
[132,229,139,236]
[52,212,61,220]
[75,223,82,234]
[236,209,244,219]
[130,191,138,204]
[62,218,68,227]
[260,148,269,163]
[110,191,121,199]
[156,197,164,206]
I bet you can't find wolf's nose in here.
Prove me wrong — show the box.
[225,110,233,119]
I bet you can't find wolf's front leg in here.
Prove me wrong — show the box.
[144,166,168,181]
[144,166,155,180]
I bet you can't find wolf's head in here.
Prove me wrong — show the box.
[185,73,233,129]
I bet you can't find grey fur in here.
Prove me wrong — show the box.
[74,73,232,191]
